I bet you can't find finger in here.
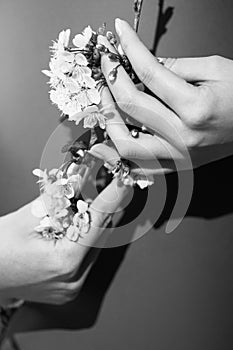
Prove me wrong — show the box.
[80,177,131,248]
[90,177,129,218]
[90,120,186,163]
[115,18,199,119]
[100,86,131,146]
[130,159,176,176]
[158,56,221,82]
[102,87,186,160]
[88,142,120,165]
[98,42,186,149]
[89,143,181,177]
[129,154,195,175]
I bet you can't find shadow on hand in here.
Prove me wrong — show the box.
[151,0,174,55]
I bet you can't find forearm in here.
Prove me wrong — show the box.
[0,213,16,304]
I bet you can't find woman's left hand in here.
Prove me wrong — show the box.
[98,19,233,174]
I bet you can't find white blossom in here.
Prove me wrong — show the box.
[50,29,71,57]
[42,27,103,127]
[73,26,93,49]
[68,105,106,129]
[135,175,154,189]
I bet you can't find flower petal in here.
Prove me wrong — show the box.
[83,26,93,41]
[58,29,71,47]
[83,105,99,113]
[83,75,96,88]
[97,114,106,129]
[64,78,80,93]
[64,101,82,118]
[81,66,92,76]
[75,54,88,66]
[87,88,101,105]
[73,34,87,49]
[59,61,73,74]
[32,169,45,178]
[66,225,80,242]
[76,200,88,213]
[76,91,89,108]
[136,175,154,189]
[62,51,75,63]
[68,174,82,183]
[55,208,68,218]
[83,115,97,129]
[55,178,68,186]
[68,110,85,124]
[42,69,53,77]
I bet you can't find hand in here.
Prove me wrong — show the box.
[98,19,233,173]
[0,174,130,306]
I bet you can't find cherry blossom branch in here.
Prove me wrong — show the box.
[133,0,144,32]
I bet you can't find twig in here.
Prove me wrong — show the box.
[133,0,144,32]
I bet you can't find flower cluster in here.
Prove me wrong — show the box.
[42,26,111,129]
[31,168,90,241]
[42,23,138,130]
[35,19,154,241]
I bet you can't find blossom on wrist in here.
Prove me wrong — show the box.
[66,200,90,242]
[31,167,91,241]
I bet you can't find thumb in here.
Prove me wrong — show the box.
[158,56,218,82]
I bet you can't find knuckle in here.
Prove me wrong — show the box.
[184,131,204,149]
[183,89,213,129]
[209,55,223,72]
[117,143,130,159]
[116,140,136,159]
[185,109,205,128]
[118,92,138,115]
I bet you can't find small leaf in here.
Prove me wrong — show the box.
[42,69,53,77]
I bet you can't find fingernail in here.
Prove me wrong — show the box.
[115,18,123,37]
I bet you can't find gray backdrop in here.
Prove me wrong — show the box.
[1,0,233,349]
